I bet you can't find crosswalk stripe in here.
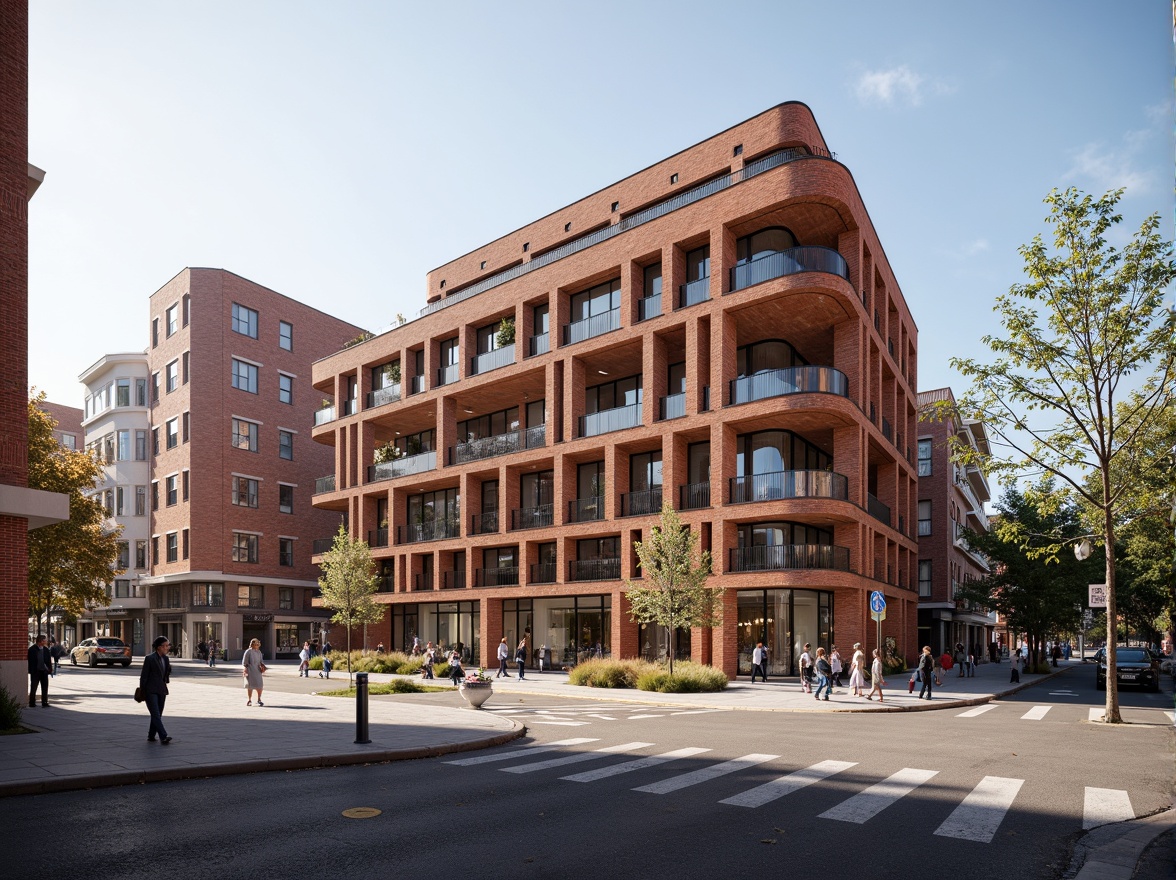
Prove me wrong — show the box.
[1020,705,1051,720]
[529,721,591,726]
[444,738,598,766]
[818,768,939,824]
[629,714,665,719]
[1083,787,1134,829]
[1088,708,1105,723]
[561,747,711,782]
[957,705,997,718]
[720,760,858,808]
[633,753,778,795]
[934,776,1024,842]
[500,742,654,774]
[1164,711,1175,724]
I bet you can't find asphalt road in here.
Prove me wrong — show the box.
[1,665,1170,880]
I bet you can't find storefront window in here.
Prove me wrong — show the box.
[736,588,833,676]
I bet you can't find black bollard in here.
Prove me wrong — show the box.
[355,672,370,744]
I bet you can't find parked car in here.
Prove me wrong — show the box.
[70,637,132,668]
[1095,647,1161,692]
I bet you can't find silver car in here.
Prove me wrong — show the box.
[70,637,132,668]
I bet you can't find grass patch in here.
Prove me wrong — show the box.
[568,658,727,692]
[318,679,450,697]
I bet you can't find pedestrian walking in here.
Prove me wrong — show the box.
[242,638,266,706]
[140,636,172,744]
[814,647,833,701]
[799,643,814,693]
[421,643,435,679]
[298,641,311,677]
[515,639,527,680]
[967,649,976,677]
[1009,648,1021,684]
[830,645,843,687]
[918,646,935,700]
[49,638,64,676]
[321,653,332,678]
[27,634,51,708]
[207,638,218,667]
[376,642,386,654]
[848,642,866,697]
[956,643,966,677]
[449,648,464,686]
[750,642,768,683]
[496,638,510,678]
[867,648,886,701]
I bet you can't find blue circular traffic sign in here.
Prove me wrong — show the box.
[869,591,887,613]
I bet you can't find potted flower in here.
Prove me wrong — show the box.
[459,667,494,708]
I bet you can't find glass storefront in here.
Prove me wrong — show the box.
[418,601,480,664]
[736,588,833,676]
[639,625,691,663]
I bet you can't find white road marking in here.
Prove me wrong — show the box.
[529,721,591,726]
[957,705,997,718]
[818,768,939,824]
[501,742,654,774]
[561,747,711,782]
[443,738,598,766]
[669,710,726,716]
[1166,711,1175,724]
[1083,787,1134,830]
[720,760,858,808]
[934,776,1024,842]
[1020,705,1052,720]
[1048,691,1076,696]
[633,754,778,795]
[629,714,665,719]
[1088,708,1105,722]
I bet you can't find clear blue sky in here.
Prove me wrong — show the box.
[27,0,1174,407]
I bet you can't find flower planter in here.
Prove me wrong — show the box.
[459,681,493,709]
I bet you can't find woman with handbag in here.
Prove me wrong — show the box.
[139,636,172,744]
[242,638,267,706]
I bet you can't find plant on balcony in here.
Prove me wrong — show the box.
[373,442,402,465]
[385,361,401,384]
[320,398,332,409]
[317,523,385,685]
[342,330,374,349]
[495,317,515,348]
[624,501,721,675]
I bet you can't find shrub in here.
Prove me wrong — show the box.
[0,686,22,731]
[882,656,908,675]
[318,679,448,697]
[636,661,728,693]
[568,658,653,688]
[308,656,323,670]
[396,658,424,675]
[433,661,452,679]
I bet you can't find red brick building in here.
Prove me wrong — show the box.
[311,103,920,678]
[39,400,83,451]
[140,268,361,660]
[915,387,995,659]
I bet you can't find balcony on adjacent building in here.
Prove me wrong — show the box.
[397,517,459,545]
[511,504,553,531]
[450,425,545,465]
[579,402,642,438]
[477,567,520,587]
[530,562,556,584]
[471,511,499,535]
[881,416,893,443]
[678,481,711,510]
[442,570,466,590]
[314,474,336,495]
[568,558,621,582]
[678,277,710,309]
[729,470,849,504]
[368,450,436,482]
[367,527,389,548]
[563,308,620,345]
[313,404,335,427]
[637,293,662,322]
[529,332,550,357]
[659,392,685,421]
[728,245,850,292]
[729,544,851,573]
[729,365,849,406]
[470,344,515,376]
[567,496,604,523]
[367,384,401,409]
[867,493,891,527]
[620,486,663,517]
[312,538,334,555]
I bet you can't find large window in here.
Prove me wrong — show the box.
[458,406,520,442]
[135,429,148,460]
[279,587,294,610]
[570,278,620,323]
[736,339,808,377]
[166,359,179,393]
[135,540,147,569]
[117,541,129,570]
[192,583,225,607]
[585,374,641,414]
[117,429,131,461]
[736,588,832,676]
[136,485,147,516]
[165,532,178,563]
[279,537,295,567]
[166,417,179,449]
[918,560,932,597]
[232,359,258,394]
[232,533,259,564]
[918,500,932,536]
[166,303,179,336]
[232,418,259,452]
[735,227,798,264]
[279,483,294,514]
[116,378,131,407]
[736,429,830,477]
[165,475,178,506]
[238,584,264,607]
[278,429,294,460]
[232,303,258,338]
[233,476,259,508]
[278,373,293,405]
[279,320,293,351]
[917,439,933,476]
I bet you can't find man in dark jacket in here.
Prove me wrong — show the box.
[139,636,172,744]
[918,646,936,700]
[27,634,51,707]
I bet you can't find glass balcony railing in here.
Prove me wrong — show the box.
[529,332,550,357]
[567,496,604,523]
[728,246,850,292]
[678,276,710,309]
[568,558,621,582]
[313,405,335,427]
[471,511,499,535]
[471,344,515,376]
[563,308,620,345]
[367,450,436,482]
[620,486,663,517]
[729,470,849,504]
[410,375,426,395]
[397,517,460,545]
[729,544,851,573]
[678,481,711,510]
[579,402,642,438]
[367,527,389,548]
[867,492,891,527]
[314,474,336,495]
[529,562,556,584]
[511,503,553,531]
[659,392,685,421]
[478,567,519,587]
[637,293,662,322]
[450,425,545,465]
[436,363,460,386]
[729,365,849,406]
[367,384,400,409]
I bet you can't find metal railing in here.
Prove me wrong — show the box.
[882,416,892,443]
[313,405,335,427]
[311,538,334,554]
[659,392,685,421]
[396,517,460,544]
[436,363,460,386]
[568,496,604,523]
[314,474,336,495]
[367,384,400,408]
[637,293,662,322]
[563,308,620,345]
[450,425,545,465]
[529,562,556,584]
[412,573,434,591]
[579,402,642,438]
[368,450,436,482]
[470,344,515,375]
[620,486,663,517]
[728,246,850,291]
[529,332,549,357]
[729,366,849,405]
[729,544,851,572]
[471,511,499,535]
[478,567,520,587]
[511,503,553,531]
[678,277,710,309]
[867,493,891,526]
[729,470,849,504]
[679,481,711,510]
[568,558,621,582]
[442,570,466,590]
[367,527,389,548]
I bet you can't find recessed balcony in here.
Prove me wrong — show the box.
[529,332,550,357]
[313,474,336,495]
[436,363,460,387]
[637,293,662,322]
[530,562,556,584]
[728,246,850,292]
[620,486,663,517]
[563,308,620,346]
[511,504,553,531]
[659,392,685,421]
[678,481,711,511]
[409,375,426,395]
[397,517,460,545]
[313,405,335,427]
[477,567,520,587]
[867,492,891,527]
[471,511,499,535]
[367,527,389,548]
[729,470,849,504]
[450,425,545,466]
[311,538,334,554]
[678,277,710,309]
[729,544,851,573]
[470,344,515,376]
[368,450,436,482]
[442,570,466,590]
[412,573,434,591]
[729,365,849,406]
[578,402,642,438]
[569,558,621,582]
[367,384,401,409]
[568,496,604,524]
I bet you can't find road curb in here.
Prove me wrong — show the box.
[1070,806,1176,879]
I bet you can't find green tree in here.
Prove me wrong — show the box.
[624,502,721,674]
[317,522,384,683]
[947,187,1175,722]
[27,393,122,633]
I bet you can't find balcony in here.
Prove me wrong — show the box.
[620,486,663,517]
[882,416,893,443]
[529,332,549,357]
[397,517,460,545]
[478,567,520,587]
[314,474,336,495]
[410,375,427,395]
[367,384,400,409]
[729,470,849,504]
[530,562,556,584]
[678,277,710,309]
[867,493,891,527]
[563,308,620,345]
[471,511,499,535]
[568,496,604,523]
[367,527,389,548]
[368,450,436,482]
[450,425,545,465]
[511,504,553,531]
[729,544,851,573]
[442,570,466,590]
[728,246,850,292]
[569,558,621,582]
[637,293,662,322]
[579,402,642,438]
[312,538,334,555]
[412,573,434,591]
[436,363,460,387]
[659,392,685,421]
[313,405,335,427]
[470,344,515,376]
[679,481,711,510]
[729,365,849,406]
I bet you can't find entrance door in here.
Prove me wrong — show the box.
[242,625,268,658]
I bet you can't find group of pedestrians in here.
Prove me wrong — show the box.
[750,640,889,701]
[296,640,332,679]
[496,638,528,680]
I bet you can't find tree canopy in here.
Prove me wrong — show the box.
[317,522,384,681]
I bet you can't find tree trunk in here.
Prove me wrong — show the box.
[1103,500,1121,722]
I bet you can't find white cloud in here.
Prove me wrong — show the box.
[962,238,990,257]
[1064,141,1153,195]
[853,65,951,107]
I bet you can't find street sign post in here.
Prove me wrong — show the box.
[1088,584,1107,608]
[869,591,887,655]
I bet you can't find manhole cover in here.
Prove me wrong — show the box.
[341,807,382,819]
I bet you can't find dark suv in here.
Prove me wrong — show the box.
[1095,647,1160,692]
